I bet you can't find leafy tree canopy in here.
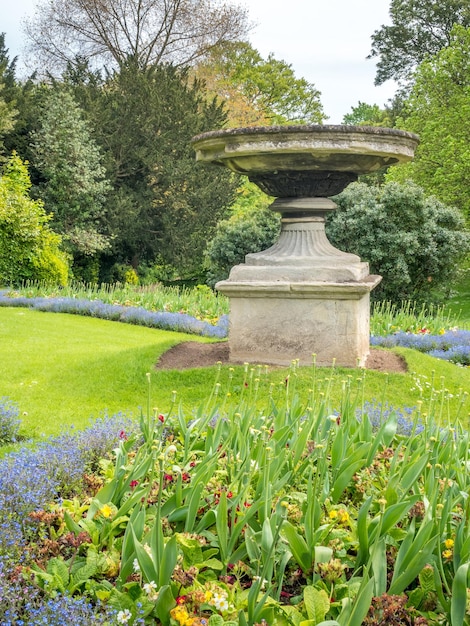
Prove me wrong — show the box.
[342,101,392,127]
[24,0,250,74]
[386,25,470,221]
[195,42,325,126]
[66,60,238,279]
[0,34,18,158]
[369,0,470,85]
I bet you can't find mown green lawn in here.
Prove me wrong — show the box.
[0,307,216,437]
[1,306,469,446]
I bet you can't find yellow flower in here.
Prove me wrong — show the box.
[442,549,453,561]
[444,538,454,549]
[99,503,113,518]
[329,508,349,524]
[204,590,213,602]
[170,606,192,626]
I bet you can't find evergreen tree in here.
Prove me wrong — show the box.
[31,87,111,270]
[78,61,237,280]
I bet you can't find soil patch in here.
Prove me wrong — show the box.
[155,342,407,373]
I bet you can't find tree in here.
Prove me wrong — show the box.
[326,181,469,303]
[24,0,249,74]
[0,35,18,158]
[70,60,238,280]
[368,0,470,85]
[0,153,68,285]
[195,42,325,126]
[31,87,111,268]
[386,25,470,221]
[342,102,391,127]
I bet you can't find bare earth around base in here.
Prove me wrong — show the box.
[156,342,406,373]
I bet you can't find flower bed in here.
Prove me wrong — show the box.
[0,292,229,339]
[1,290,469,365]
[1,373,469,625]
[371,329,470,366]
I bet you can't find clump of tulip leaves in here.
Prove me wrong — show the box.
[23,363,470,626]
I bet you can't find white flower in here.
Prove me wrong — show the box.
[133,558,140,572]
[143,580,159,601]
[210,591,229,612]
[117,609,132,624]
[253,575,269,590]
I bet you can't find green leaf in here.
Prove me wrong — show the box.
[356,496,372,566]
[314,546,333,564]
[399,453,430,493]
[371,538,387,596]
[46,557,70,587]
[63,510,83,535]
[215,491,228,564]
[184,481,205,532]
[389,536,437,594]
[345,575,375,626]
[281,521,311,573]
[155,584,175,626]
[303,586,330,622]
[451,563,470,626]
[159,534,177,588]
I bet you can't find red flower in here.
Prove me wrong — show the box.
[176,595,187,605]
[227,491,233,499]
[182,472,191,482]
[118,430,127,440]
[129,480,139,489]
[164,474,173,482]
[158,414,165,423]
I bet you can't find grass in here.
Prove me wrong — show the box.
[0,307,214,438]
[447,270,470,322]
[1,307,469,445]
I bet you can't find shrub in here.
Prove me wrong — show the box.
[0,153,69,285]
[205,207,280,288]
[326,181,470,302]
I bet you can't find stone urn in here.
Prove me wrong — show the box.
[192,125,419,367]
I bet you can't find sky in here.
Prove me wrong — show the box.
[2,0,398,123]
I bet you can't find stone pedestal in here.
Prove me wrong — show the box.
[192,125,418,368]
[216,198,381,367]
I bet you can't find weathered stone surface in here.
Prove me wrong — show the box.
[192,125,419,179]
[218,278,381,367]
[192,124,418,367]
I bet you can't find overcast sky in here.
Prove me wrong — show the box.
[3,0,397,123]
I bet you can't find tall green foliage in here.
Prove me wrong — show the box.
[75,61,237,279]
[369,0,470,85]
[386,25,470,222]
[196,42,325,126]
[0,153,68,285]
[0,34,17,158]
[326,181,470,302]
[205,190,280,287]
[31,87,111,265]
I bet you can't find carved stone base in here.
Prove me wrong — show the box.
[217,277,381,367]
